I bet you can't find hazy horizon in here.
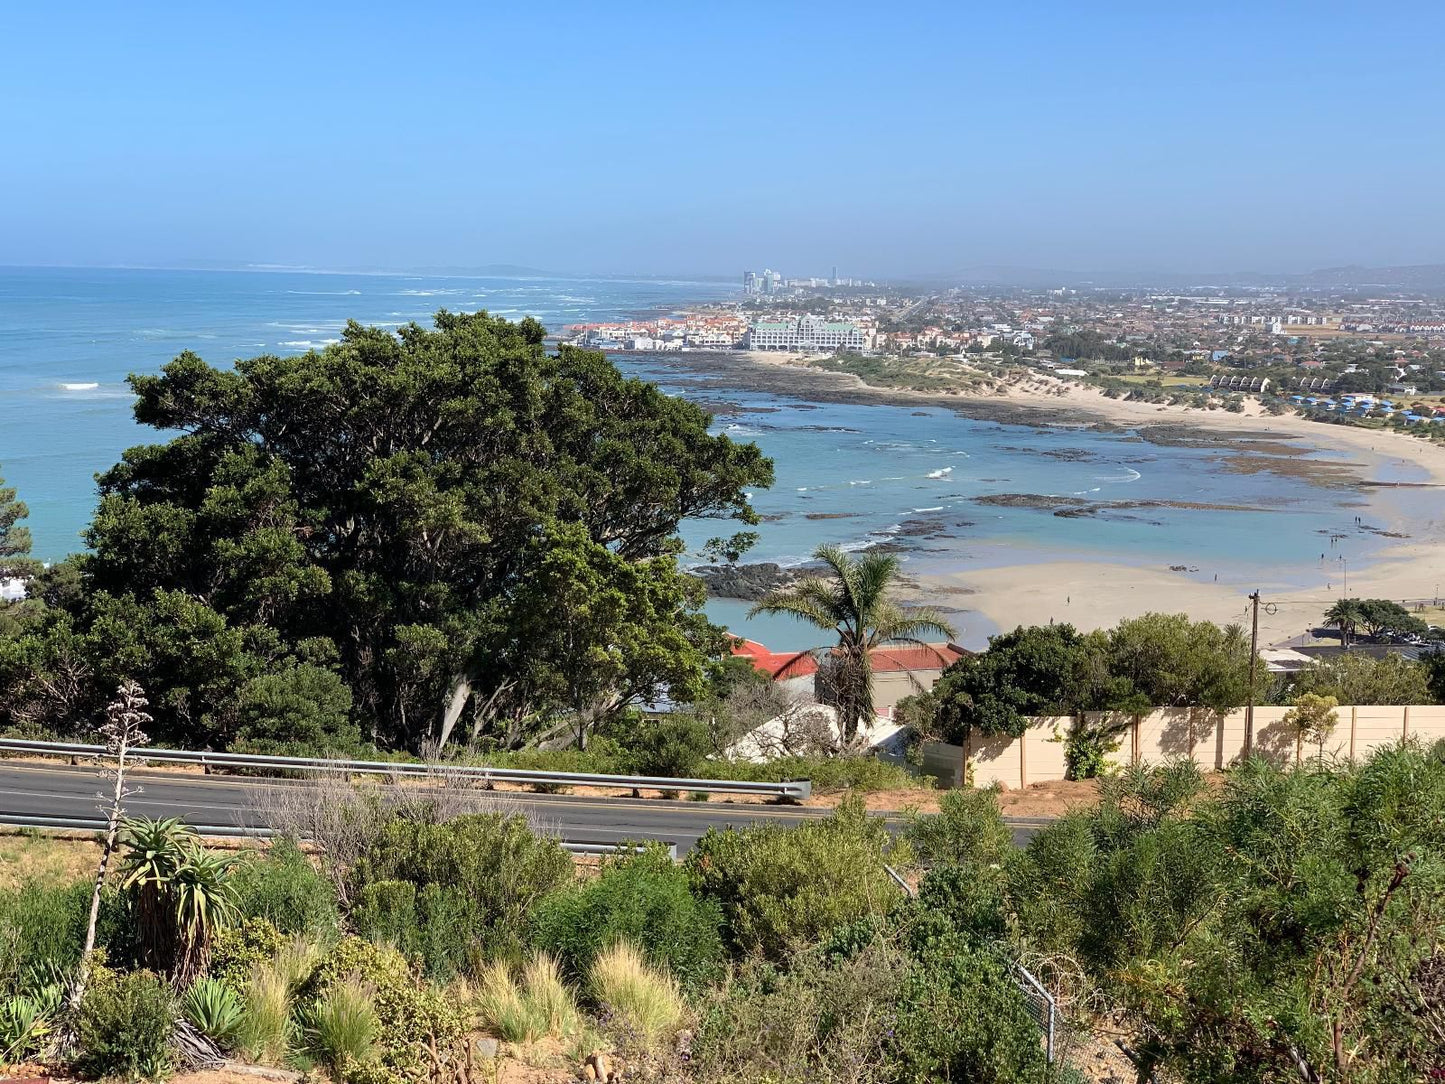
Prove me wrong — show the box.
[3,1,1442,278]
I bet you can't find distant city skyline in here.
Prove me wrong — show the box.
[2,1,1442,277]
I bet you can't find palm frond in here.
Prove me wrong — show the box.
[749,577,843,631]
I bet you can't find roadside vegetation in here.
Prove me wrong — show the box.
[4,738,1443,1082]
[0,758,1059,1083]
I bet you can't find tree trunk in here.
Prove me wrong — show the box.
[438,671,472,751]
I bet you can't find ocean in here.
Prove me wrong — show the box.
[0,266,1430,649]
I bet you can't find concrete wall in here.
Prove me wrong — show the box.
[872,669,945,715]
[926,704,1445,788]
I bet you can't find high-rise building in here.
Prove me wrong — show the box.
[743,270,757,295]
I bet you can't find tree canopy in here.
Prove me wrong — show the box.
[0,468,41,584]
[0,312,773,752]
[925,614,1265,741]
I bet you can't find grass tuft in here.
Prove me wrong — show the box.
[475,954,580,1042]
[589,941,685,1046]
[237,961,292,1065]
[303,977,378,1071]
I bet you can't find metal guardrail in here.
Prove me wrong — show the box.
[0,737,811,801]
[0,812,676,858]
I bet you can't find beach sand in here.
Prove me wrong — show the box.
[729,352,1445,645]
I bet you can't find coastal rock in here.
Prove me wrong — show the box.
[975,493,1269,518]
[693,562,799,601]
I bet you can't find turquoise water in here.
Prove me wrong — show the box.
[2,267,1435,651]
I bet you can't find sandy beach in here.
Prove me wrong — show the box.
[726,351,1445,645]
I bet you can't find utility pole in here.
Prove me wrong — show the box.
[1245,590,1261,757]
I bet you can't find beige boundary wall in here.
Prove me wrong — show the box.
[921,704,1445,789]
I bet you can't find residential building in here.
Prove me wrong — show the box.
[746,315,870,353]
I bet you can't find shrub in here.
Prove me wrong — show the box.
[907,786,1013,869]
[588,942,685,1047]
[690,939,906,1084]
[231,838,340,937]
[348,813,572,964]
[232,663,361,758]
[890,939,1048,1084]
[182,975,245,1050]
[704,753,920,793]
[531,843,723,986]
[302,978,379,1073]
[350,879,419,953]
[615,715,711,777]
[474,954,579,1042]
[210,917,288,994]
[350,879,482,980]
[74,968,177,1081]
[687,797,909,959]
[303,936,466,1083]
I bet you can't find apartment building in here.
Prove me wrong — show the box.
[746,315,870,353]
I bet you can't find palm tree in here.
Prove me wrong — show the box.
[749,545,956,747]
[1324,598,1363,648]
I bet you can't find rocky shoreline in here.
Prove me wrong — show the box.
[691,562,801,601]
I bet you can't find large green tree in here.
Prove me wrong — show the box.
[749,545,954,746]
[927,613,1263,742]
[11,313,772,750]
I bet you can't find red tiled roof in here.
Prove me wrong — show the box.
[730,640,969,680]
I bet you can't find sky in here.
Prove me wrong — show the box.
[1,1,1442,279]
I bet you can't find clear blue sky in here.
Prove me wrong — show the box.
[1,1,1441,278]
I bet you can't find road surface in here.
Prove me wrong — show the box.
[0,761,1049,852]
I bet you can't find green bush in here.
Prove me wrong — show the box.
[687,797,910,959]
[532,843,723,986]
[348,813,572,966]
[907,786,1014,869]
[209,916,288,994]
[690,939,907,1084]
[231,838,340,937]
[703,753,921,793]
[350,880,481,979]
[350,879,418,952]
[232,664,361,759]
[302,936,466,1084]
[75,968,176,1081]
[615,715,711,778]
[891,939,1048,1084]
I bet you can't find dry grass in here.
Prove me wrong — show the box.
[0,830,102,890]
[237,961,293,1065]
[475,954,580,1043]
[588,942,685,1046]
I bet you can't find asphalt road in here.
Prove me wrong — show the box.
[0,762,1048,852]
